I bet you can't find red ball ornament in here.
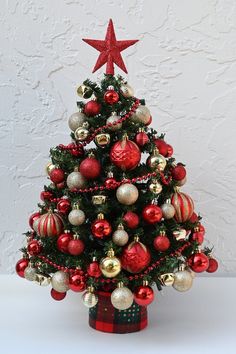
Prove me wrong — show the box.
[80,155,101,180]
[51,289,67,301]
[135,131,149,147]
[57,199,71,215]
[57,232,73,253]
[171,191,194,223]
[123,211,139,229]
[84,100,101,116]
[87,260,102,278]
[171,164,186,181]
[153,234,170,251]
[15,258,29,278]
[34,211,64,237]
[29,212,41,230]
[134,284,154,306]
[188,252,209,273]
[40,191,53,202]
[105,177,117,189]
[121,238,151,273]
[206,258,218,273]
[91,214,112,239]
[142,204,163,224]
[27,240,42,256]
[166,144,173,157]
[189,212,199,223]
[104,89,119,104]
[67,238,85,256]
[69,272,86,292]
[110,136,141,171]
[49,168,65,184]
[189,231,204,245]
[154,139,168,156]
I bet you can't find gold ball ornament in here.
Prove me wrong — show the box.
[68,111,86,131]
[149,179,162,194]
[159,273,175,286]
[147,148,166,172]
[116,183,139,205]
[99,249,121,278]
[66,170,86,190]
[131,105,150,124]
[111,282,134,310]
[112,224,129,246]
[51,271,69,293]
[74,126,89,141]
[106,112,122,131]
[77,84,93,99]
[24,266,37,281]
[173,270,193,292]
[35,274,51,286]
[120,83,134,98]
[82,286,98,308]
[45,162,56,175]
[161,201,176,219]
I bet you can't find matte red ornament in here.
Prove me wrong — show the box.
[154,139,168,156]
[142,204,163,224]
[135,131,149,147]
[105,177,117,189]
[188,252,209,273]
[69,272,86,292]
[206,258,218,273]
[87,260,102,278]
[49,168,65,184]
[34,211,64,237]
[121,238,151,273]
[57,232,73,253]
[57,199,71,215]
[15,258,29,278]
[67,238,85,256]
[110,136,141,171]
[29,212,41,230]
[123,211,139,229]
[84,100,101,116]
[153,234,170,251]
[27,240,42,256]
[83,19,138,75]
[51,289,67,301]
[171,164,186,181]
[134,285,154,306]
[166,144,173,157]
[104,89,119,104]
[91,217,112,239]
[171,191,194,223]
[189,231,204,245]
[40,191,53,202]
[80,156,101,180]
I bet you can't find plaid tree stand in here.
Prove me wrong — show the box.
[89,290,148,333]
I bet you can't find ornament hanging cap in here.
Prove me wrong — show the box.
[83,19,138,75]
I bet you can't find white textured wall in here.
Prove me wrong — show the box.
[1,0,236,275]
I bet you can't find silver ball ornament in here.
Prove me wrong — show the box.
[106,113,122,131]
[68,111,86,131]
[68,209,85,226]
[172,270,193,292]
[82,289,98,308]
[112,225,129,246]
[66,171,86,190]
[161,203,176,219]
[116,183,139,205]
[111,284,134,310]
[131,105,151,124]
[24,266,37,281]
[51,271,69,293]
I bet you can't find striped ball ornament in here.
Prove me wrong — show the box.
[34,210,64,237]
[171,192,194,223]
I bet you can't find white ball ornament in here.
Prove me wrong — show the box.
[68,208,85,226]
[111,283,134,310]
[106,112,122,131]
[116,183,139,205]
[68,111,86,131]
[172,270,193,292]
[82,287,98,308]
[51,271,69,293]
[161,202,176,219]
[66,171,86,190]
[131,105,151,125]
[112,224,129,246]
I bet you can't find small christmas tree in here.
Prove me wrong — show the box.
[16,19,218,333]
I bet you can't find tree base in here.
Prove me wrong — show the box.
[89,290,148,333]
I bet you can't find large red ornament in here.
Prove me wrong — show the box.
[27,240,42,256]
[121,238,151,273]
[84,100,101,116]
[57,199,71,215]
[154,139,168,156]
[142,204,163,224]
[34,211,64,237]
[134,285,154,306]
[123,211,139,229]
[188,252,209,273]
[171,164,186,181]
[110,136,141,171]
[135,131,149,147]
[29,212,41,230]
[57,232,73,253]
[171,191,194,223]
[91,215,112,239]
[69,272,86,292]
[153,234,170,252]
[67,238,85,256]
[80,156,101,180]
[51,289,67,301]
[83,19,138,75]
[206,258,218,273]
[15,258,29,278]
[40,191,53,202]
[87,260,102,278]
[49,168,65,184]
[104,89,119,104]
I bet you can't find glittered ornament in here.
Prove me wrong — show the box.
[57,199,71,215]
[131,105,151,125]
[51,271,69,293]
[91,213,112,239]
[116,183,139,205]
[111,282,134,310]
[77,84,93,99]
[67,234,85,256]
[188,251,209,273]
[121,236,151,273]
[29,212,41,230]
[104,87,119,104]
[173,269,193,292]
[120,82,134,97]
[27,240,42,256]
[123,211,139,229]
[68,205,85,226]
[149,179,162,194]
[171,164,186,181]
[134,281,154,306]
[154,139,168,156]
[99,249,121,278]
[16,258,29,278]
[80,154,101,180]
[106,112,122,131]
[68,111,86,131]
[87,257,102,278]
[34,210,64,237]
[51,289,67,301]
[135,128,149,147]
[40,191,53,202]
[82,286,98,308]
[161,201,176,219]
[49,168,65,184]
[171,191,194,223]
[147,147,166,172]
[74,126,89,141]
[142,204,162,224]
[153,231,170,252]
[57,231,73,253]
[206,258,218,273]
[110,134,141,171]
[84,100,101,116]
[112,223,129,246]
[66,170,86,190]
[69,272,86,292]
[24,266,37,281]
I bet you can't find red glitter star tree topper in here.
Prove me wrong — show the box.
[83,19,138,75]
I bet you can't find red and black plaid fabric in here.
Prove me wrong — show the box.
[89,290,148,333]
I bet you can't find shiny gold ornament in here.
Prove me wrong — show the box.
[112,223,129,246]
[77,85,93,99]
[45,163,56,175]
[173,269,193,292]
[161,200,176,219]
[35,273,51,286]
[74,126,89,141]
[99,248,121,278]
[159,273,175,286]
[94,133,110,147]
[82,286,98,308]
[92,195,107,205]
[120,83,134,98]
[51,271,69,293]
[111,282,134,310]
[149,179,162,194]
[147,148,166,172]
[173,228,187,241]
[106,112,122,131]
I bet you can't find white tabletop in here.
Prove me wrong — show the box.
[0,275,235,354]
